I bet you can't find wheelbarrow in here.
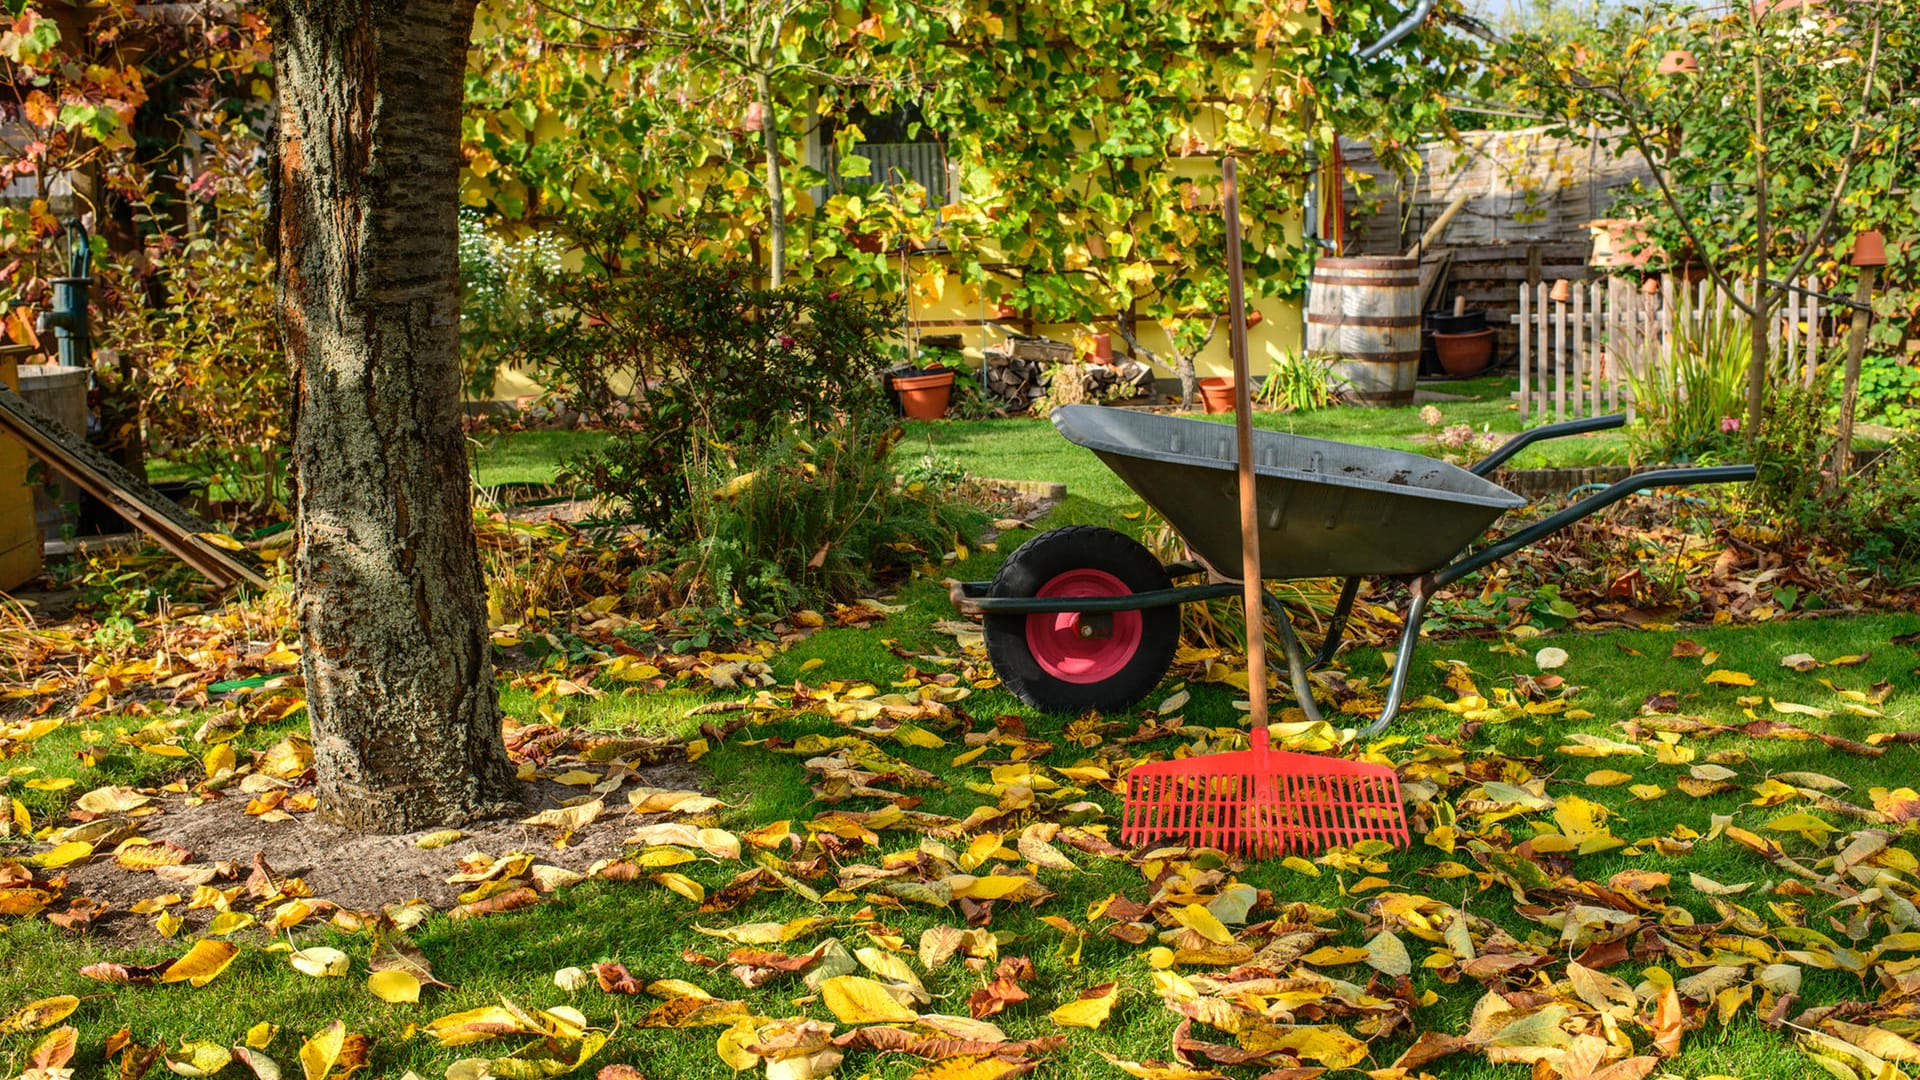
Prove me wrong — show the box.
[954,407,1754,736]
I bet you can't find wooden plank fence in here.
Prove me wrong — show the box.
[1513,275,1829,422]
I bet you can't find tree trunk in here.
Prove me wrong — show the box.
[271,0,518,833]
[1744,11,1770,441]
[754,70,787,289]
[1830,266,1877,485]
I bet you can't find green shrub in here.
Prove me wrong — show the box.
[1624,280,1754,463]
[458,209,566,400]
[675,417,981,614]
[1837,351,1920,430]
[522,217,893,531]
[108,116,287,521]
[1755,385,1920,573]
[1256,351,1339,413]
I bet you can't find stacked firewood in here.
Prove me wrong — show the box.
[983,336,1157,412]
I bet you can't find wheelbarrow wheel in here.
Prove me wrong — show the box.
[986,525,1179,714]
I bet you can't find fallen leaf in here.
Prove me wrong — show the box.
[1048,983,1117,1028]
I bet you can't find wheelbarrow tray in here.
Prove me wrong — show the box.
[1051,405,1526,579]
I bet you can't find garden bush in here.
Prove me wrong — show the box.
[107,113,287,521]
[1755,385,1920,574]
[674,415,981,615]
[458,209,567,401]
[1625,280,1754,463]
[521,216,892,532]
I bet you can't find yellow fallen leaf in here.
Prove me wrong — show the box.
[820,975,919,1023]
[247,1022,278,1049]
[34,841,93,869]
[368,969,422,1004]
[165,1041,234,1077]
[0,995,79,1034]
[298,1021,345,1080]
[1585,770,1634,787]
[652,872,706,903]
[1704,670,1756,687]
[1049,982,1118,1028]
[1171,903,1234,945]
[291,947,351,977]
[161,940,241,988]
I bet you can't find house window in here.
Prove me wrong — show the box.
[825,101,956,205]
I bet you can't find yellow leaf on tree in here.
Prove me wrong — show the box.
[819,975,919,1024]
[160,939,241,988]
[1048,982,1118,1029]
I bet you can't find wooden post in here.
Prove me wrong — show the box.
[1518,283,1531,421]
[1784,279,1799,385]
[1572,282,1586,418]
[1588,281,1603,418]
[1536,282,1550,411]
[1554,289,1568,421]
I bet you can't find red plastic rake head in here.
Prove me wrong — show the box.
[1119,729,1409,856]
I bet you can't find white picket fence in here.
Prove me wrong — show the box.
[1512,275,1829,422]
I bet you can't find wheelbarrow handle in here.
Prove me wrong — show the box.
[1471,413,1628,476]
[1434,464,1756,588]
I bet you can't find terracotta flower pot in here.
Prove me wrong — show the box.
[1432,329,1496,377]
[891,370,955,420]
[1197,376,1236,414]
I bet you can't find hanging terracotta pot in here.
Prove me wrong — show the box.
[1245,309,1264,329]
[1851,229,1887,267]
[1656,49,1698,74]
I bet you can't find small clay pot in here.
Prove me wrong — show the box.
[891,370,955,419]
[1197,376,1236,414]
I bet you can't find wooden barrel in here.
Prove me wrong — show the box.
[1305,257,1421,407]
[17,364,87,542]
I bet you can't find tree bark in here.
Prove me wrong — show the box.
[1744,5,1770,441]
[271,0,518,832]
[754,70,787,288]
[1830,265,1877,485]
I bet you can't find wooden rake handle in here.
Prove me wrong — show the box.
[1221,157,1269,746]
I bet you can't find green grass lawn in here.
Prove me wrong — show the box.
[7,543,1916,1078]
[12,390,1920,1080]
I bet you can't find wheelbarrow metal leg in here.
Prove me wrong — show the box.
[1360,580,1434,739]
[1260,592,1324,725]
[1307,577,1361,670]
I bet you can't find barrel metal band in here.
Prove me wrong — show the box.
[1307,313,1421,327]
[1310,274,1420,287]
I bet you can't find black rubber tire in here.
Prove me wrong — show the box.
[985,525,1179,714]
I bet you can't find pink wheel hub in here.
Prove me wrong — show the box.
[1025,569,1143,683]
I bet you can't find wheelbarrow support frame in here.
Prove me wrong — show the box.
[957,413,1755,733]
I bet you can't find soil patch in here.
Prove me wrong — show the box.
[60,759,710,949]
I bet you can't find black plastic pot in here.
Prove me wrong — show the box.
[1427,310,1487,336]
